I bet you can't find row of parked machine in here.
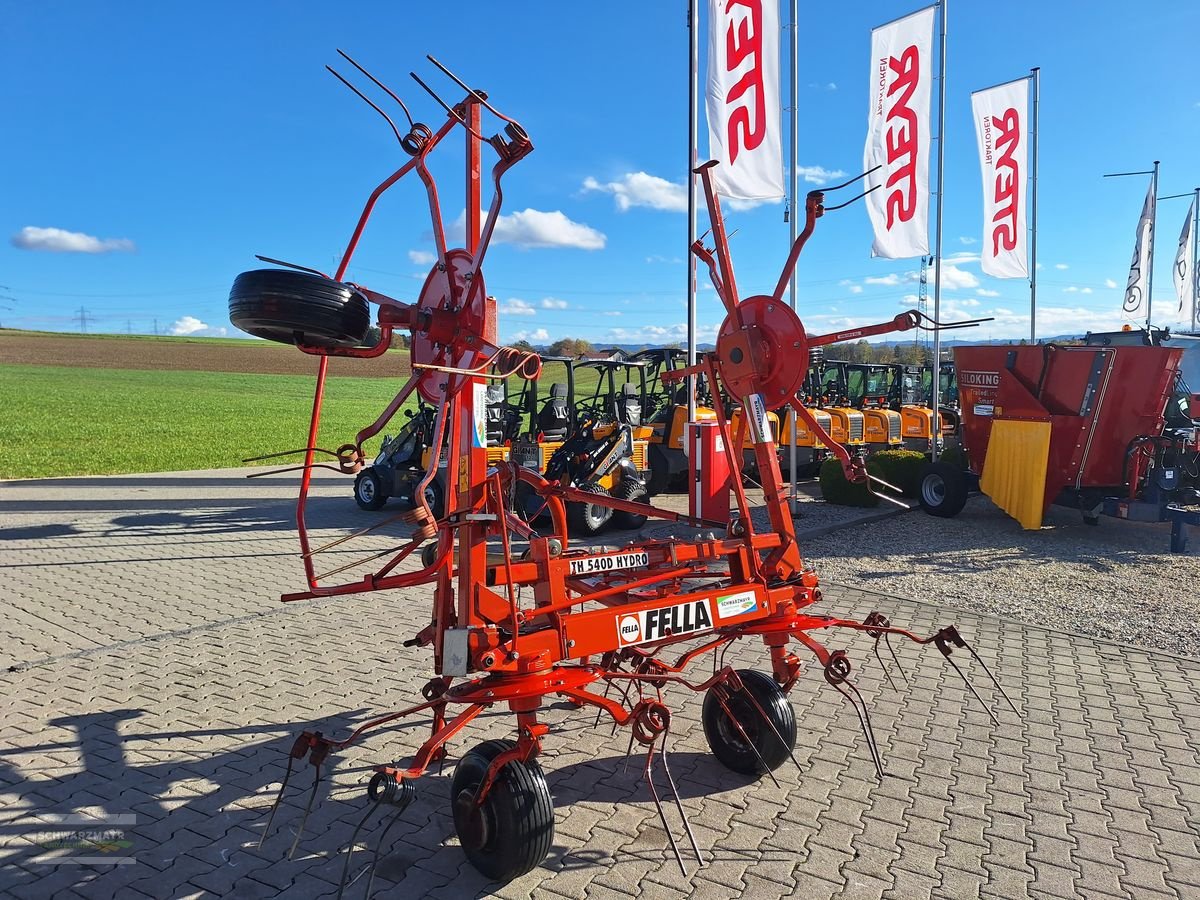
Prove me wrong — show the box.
[352,346,960,534]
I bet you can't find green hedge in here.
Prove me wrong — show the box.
[818,449,929,506]
[868,449,927,498]
[818,456,881,507]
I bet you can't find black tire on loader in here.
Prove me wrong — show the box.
[566,482,613,536]
[228,269,371,349]
[917,461,969,518]
[610,478,649,530]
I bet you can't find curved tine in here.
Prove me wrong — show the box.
[243,446,340,463]
[824,184,881,212]
[884,634,910,686]
[245,463,345,479]
[734,680,804,774]
[644,740,687,875]
[365,808,406,898]
[825,164,883,193]
[286,762,323,860]
[303,511,413,559]
[336,799,381,900]
[961,641,1019,714]
[425,55,515,125]
[336,49,415,128]
[714,691,780,788]
[943,651,1002,726]
[658,731,704,867]
[830,679,885,780]
[256,753,296,849]
[872,636,900,693]
[408,71,488,142]
[326,66,405,149]
[255,255,331,278]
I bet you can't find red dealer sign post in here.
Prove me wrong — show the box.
[688,421,731,525]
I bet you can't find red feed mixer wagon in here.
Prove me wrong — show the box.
[918,336,1200,551]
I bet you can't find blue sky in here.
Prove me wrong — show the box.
[2,1,1197,344]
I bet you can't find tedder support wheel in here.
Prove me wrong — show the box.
[567,482,614,536]
[353,468,387,511]
[610,478,649,530]
[451,739,554,882]
[228,268,371,348]
[702,669,797,775]
[917,461,969,519]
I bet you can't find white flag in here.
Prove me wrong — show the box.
[1124,182,1155,317]
[971,79,1029,279]
[1174,201,1194,314]
[863,6,935,259]
[705,0,784,201]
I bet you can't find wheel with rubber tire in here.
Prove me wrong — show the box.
[610,478,649,530]
[917,461,968,518]
[646,446,671,496]
[228,269,370,348]
[567,482,613,537]
[421,477,445,519]
[451,739,554,882]
[702,669,796,776]
[354,468,387,511]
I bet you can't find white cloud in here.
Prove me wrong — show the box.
[499,298,536,316]
[607,322,720,344]
[602,310,622,317]
[795,165,848,185]
[865,274,902,286]
[807,82,838,91]
[408,250,435,265]
[976,288,1000,297]
[1055,263,1069,270]
[1063,286,1079,293]
[646,254,683,264]
[940,265,980,290]
[511,327,550,343]
[1104,278,1118,289]
[958,236,978,245]
[946,251,981,264]
[582,172,687,212]
[540,297,568,309]
[11,225,135,253]
[848,284,863,294]
[169,316,226,337]
[448,209,605,250]
[1081,287,1093,294]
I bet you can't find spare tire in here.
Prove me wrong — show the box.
[228,269,370,348]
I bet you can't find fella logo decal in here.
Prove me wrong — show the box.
[616,599,714,647]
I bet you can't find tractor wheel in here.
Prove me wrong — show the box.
[567,482,613,537]
[702,669,796,776]
[421,477,445,519]
[917,461,969,518]
[610,479,649,530]
[228,269,370,349]
[451,739,554,882]
[646,446,671,496]
[353,468,387,511]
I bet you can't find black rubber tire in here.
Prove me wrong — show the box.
[702,669,797,776]
[228,269,370,348]
[451,739,554,883]
[422,477,445,519]
[567,482,613,537]
[610,478,649,530]
[646,445,672,496]
[917,461,969,519]
[353,468,387,511]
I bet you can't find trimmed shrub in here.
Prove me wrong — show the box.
[818,456,880,507]
[868,449,927,498]
[938,444,970,472]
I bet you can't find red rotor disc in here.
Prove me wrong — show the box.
[411,249,488,403]
[715,295,810,404]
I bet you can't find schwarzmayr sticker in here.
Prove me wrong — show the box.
[715,590,757,619]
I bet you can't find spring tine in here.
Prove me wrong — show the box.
[256,753,296,849]
[644,740,687,876]
[873,636,900,693]
[831,679,885,780]
[884,633,910,686]
[425,55,506,121]
[326,65,405,148]
[823,183,881,212]
[714,691,780,789]
[594,678,615,730]
[255,256,332,278]
[962,641,1019,715]
[825,164,882,193]
[621,725,637,775]
[612,680,636,737]
[336,49,416,128]
[336,798,381,900]
[658,731,703,867]
[943,652,1002,727]
[365,808,406,898]
[287,762,323,860]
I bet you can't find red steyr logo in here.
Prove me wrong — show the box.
[723,0,765,163]
[884,44,920,229]
[990,108,1020,256]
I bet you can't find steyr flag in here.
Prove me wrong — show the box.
[705,0,784,201]
[1124,181,1155,317]
[971,79,1029,279]
[864,6,935,259]
[1174,201,1194,314]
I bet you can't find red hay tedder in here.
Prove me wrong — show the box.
[229,52,1011,893]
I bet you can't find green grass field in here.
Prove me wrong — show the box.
[0,365,416,479]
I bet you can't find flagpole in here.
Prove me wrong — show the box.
[687,0,698,421]
[1148,160,1159,330]
[1029,66,1040,343]
[930,0,947,462]
[787,0,799,514]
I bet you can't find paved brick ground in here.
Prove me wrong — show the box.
[2,470,1199,899]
